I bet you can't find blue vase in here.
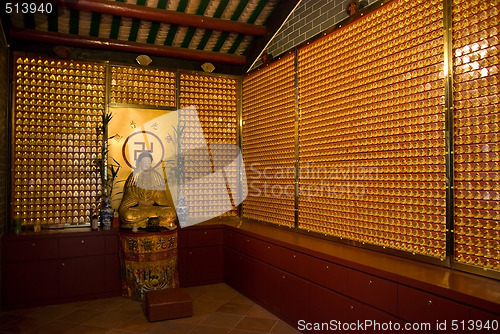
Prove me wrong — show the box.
[176,196,189,225]
[100,198,113,230]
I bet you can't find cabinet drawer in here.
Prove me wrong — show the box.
[310,257,348,294]
[184,229,223,247]
[59,256,106,297]
[225,231,252,253]
[59,236,105,257]
[398,285,470,325]
[249,239,281,268]
[348,270,397,315]
[279,247,310,279]
[4,238,58,261]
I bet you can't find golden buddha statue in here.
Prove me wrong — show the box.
[119,152,177,230]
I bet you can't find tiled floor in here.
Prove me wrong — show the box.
[0,283,301,334]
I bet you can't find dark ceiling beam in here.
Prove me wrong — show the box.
[10,28,247,66]
[52,0,266,36]
[244,0,302,71]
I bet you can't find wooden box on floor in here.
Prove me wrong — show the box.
[145,288,193,322]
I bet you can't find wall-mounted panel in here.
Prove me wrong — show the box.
[297,0,448,259]
[12,56,105,227]
[452,0,500,272]
[110,66,176,108]
[179,73,239,219]
[242,55,296,227]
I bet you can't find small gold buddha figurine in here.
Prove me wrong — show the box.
[119,152,177,230]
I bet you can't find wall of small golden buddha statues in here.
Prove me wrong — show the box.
[179,73,239,219]
[242,0,499,276]
[452,0,499,273]
[12,58,239,229]
[242,54,296,227]
[110,66,176,107]
[12,57,106,227]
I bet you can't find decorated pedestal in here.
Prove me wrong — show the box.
[118,229,179,301]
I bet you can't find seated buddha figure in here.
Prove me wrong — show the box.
[119,152,177,229]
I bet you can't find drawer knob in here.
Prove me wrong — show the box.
[267,246,270,249]
[326,265,329,269]
[293,254,296,258]
[368,280,373,285]
[350,305,354,311]
[61,263,65,266]
[204,232,207,235]
[32,243,36,247]
[81,240,85,244]
[427,300,433,306]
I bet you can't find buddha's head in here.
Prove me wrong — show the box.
[136,152,153,171]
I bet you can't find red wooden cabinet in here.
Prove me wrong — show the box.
[223,246,244,290]
[348,269,398,315]
[58,255,106,298]
[309,257,348,295]
[310,280,406,334]
[397,285,470,333]
[1,230,121,310]
[251,258,282,308]
[58,235,108,299]
[309,283,352,331]
[3,259,59,306]
[185,246,223,284]
[59,236,105,257]
[4,238,58,261]
[178,227,224,286]
[278,247,310,280]
[279,270,310,324]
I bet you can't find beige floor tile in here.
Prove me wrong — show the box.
[200,312,244,328]
[23,320,78,334]
[104,330,136,334]
[192,298,227,318]
[246,305,278,320]
[0,284,300,334]
[168,313,207,325]
[197,284,238,302]
[228,329,268,334]
[270,320,301,334]
[86,298,139,314]
[110,301,143,316]
[146,320,196,334]
[0,316,49,334]
[188,324,231,334]
[116,315,160,333]
[227,294,254,306]
[56,309,102,324]
[65,324,110,334]
[186,286,211,300]
[21,304,79,320]
[216,301,253,315]
[234,317,277,333]
[83,311,132,329]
